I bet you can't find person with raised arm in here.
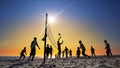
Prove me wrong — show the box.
[57,33,63,58]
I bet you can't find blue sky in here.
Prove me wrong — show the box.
[1,0,120,41]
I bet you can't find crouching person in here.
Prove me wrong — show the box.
[19,47,27,60]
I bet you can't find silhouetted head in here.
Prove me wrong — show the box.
[65,46,67,48]
[79,40,82,43]
[58,33,61,36]
[24,47,26,49]
[50,45,52,48]
[47,44,49,47]
[34,37,37,41]
[104,40,107,43]
[91,46,93,48]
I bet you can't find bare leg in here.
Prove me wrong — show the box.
[23,54,25,60]
[19,55,22,60]
[31,54,35,61]
[110,51,113,56]
[31,51,35,61]
[28,53,32,60]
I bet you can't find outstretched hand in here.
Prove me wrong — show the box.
[37,44,40,50]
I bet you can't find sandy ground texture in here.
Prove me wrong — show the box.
[0,56,120,68]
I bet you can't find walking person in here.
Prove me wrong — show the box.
[91,46,96,57]
[28,37,40,61]
[79,40,90,58]
[104,40,113,57]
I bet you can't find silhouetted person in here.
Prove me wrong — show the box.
[62,51,65,58]
[104,40,113,57]
[46,44,50,58]
[28,37,40,61]
[49,45,53,58]
[19,47,27,60]
[79,40,90,58]
[57,36,63,58]
[91,46,96,57]
[69,49,72,57]
[64,46,68,58]
[77,47,80,58]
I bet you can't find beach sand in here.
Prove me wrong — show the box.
[0,56,120,68]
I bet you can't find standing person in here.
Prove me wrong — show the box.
[46,44,50,58]
[91,46,96,57]
[64,46,68,58]
[79,40,90,58]
[57,34,63,58]
[49,45,53,58]
[28,37,40,61]
[19,47,27,60]
[69,49,72,57]
[77,47,80,58]
[104,40,113,57]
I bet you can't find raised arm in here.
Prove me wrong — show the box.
[58,36,61,41]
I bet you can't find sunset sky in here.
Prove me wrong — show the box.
[0,0,120,57]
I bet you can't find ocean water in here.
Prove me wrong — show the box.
[0,56,43,61]
[0,56,19,60]
[0,55,120,60]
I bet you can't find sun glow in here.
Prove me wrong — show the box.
[48,16,55,23]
